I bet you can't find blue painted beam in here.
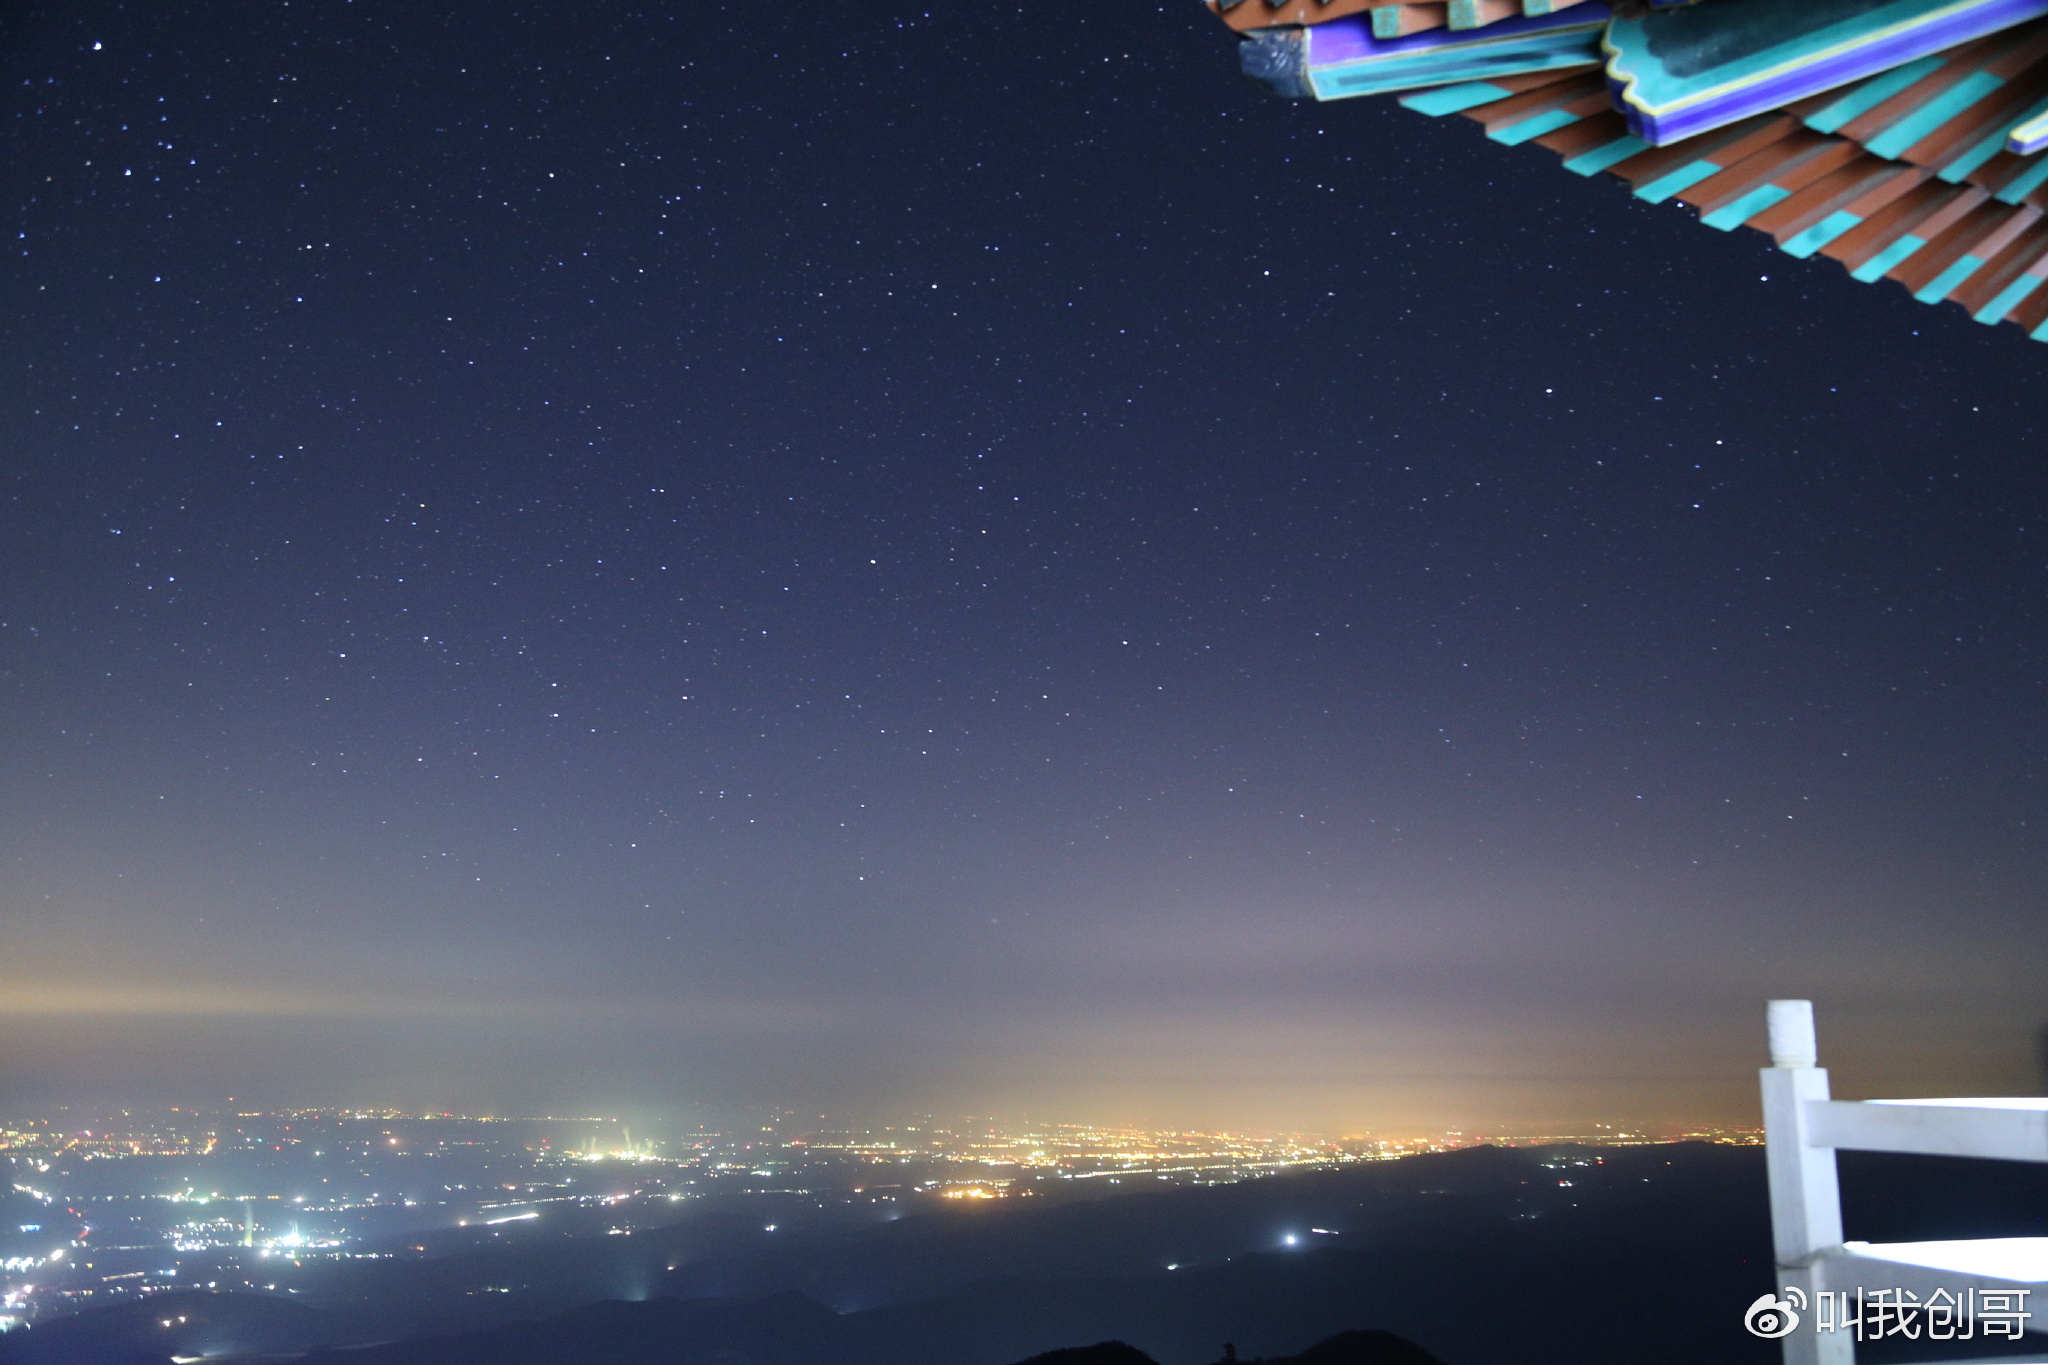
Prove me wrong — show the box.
[1607,0,2048,145]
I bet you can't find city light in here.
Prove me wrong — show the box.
[0,1106,1758,1333]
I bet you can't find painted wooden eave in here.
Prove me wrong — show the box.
[1223,0,2048,340]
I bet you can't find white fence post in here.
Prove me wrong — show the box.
[1762,1000,1852,1365]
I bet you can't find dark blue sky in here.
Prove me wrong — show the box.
[2,0,2043,1132]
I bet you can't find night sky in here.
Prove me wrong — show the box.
[3,0,2045,1134]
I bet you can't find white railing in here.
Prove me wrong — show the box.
[1762,999,2048,1364]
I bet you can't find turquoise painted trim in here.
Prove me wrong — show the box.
[1997,151,2048,200]
[1309,9,1611,100]
[1398,81,1513,115]
[1851,233,1928,280]
[2009,106,2048,153]
[1938,91,2048,182]
[1311,33,1606,100]
[1489,107,1581,144]
[2028,311,2048,337]
[1604,0,2048,145]
[1972,270,2044,321]
[1913,251,1987,300]
[1563,134,1649,175]
[1941,125,2023,181]
[1781,210,1863,257]
[1980,93,2048,168]
[1863,70,2004,159]
[1701,183,1793,230]
[1802,56,1945,133]
[1632,159,1721,203]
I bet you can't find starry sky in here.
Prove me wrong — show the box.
[2,0,2045,1134]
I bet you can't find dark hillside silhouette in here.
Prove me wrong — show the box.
[1010,1344,1163,1365]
